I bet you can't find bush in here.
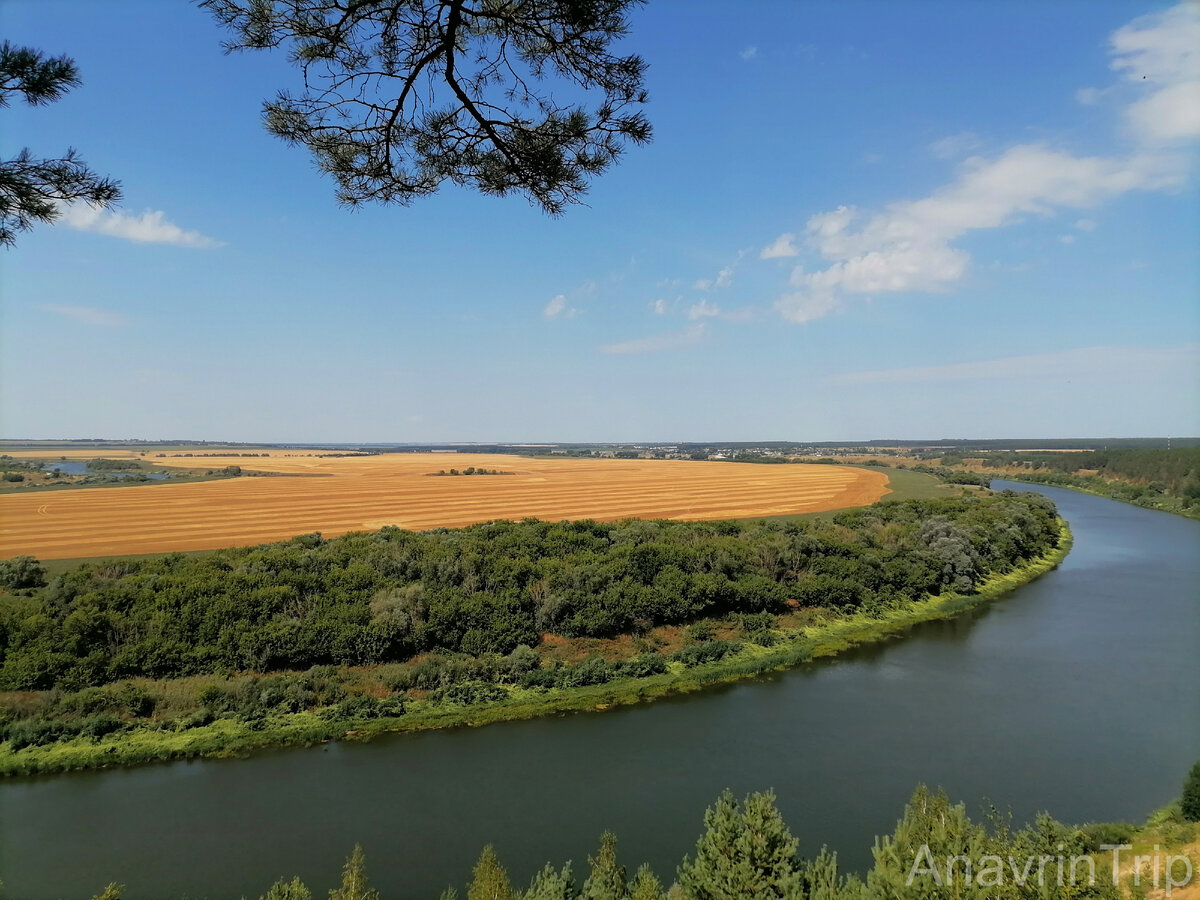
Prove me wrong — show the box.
[1183,760,1200,822]
[0,555,47,590]
[615,654,668,678]
[520,667,559,690]
[118,683,156,718]
[431,681,507,706]
[1078,822,1137,851]
[558,656,615,688]
[747,629,777,647]
[324,694,406,720]
[670,640,742,668]
[80,714,123,741]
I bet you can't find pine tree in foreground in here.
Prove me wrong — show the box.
[676,789,803,900]
[330,845,380,900]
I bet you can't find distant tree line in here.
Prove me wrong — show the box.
[430,467,512,476]
[85,458,142,472]
[978,448,1200,494]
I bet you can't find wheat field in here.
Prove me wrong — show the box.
[0,453,890,560]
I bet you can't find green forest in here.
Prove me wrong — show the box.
[0,492,1058,690]
[0,492,1062,766]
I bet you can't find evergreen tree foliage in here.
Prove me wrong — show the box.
[0,42,121,246]
[522,862,576,900]
[676,789,803,900]
[467,845,514,900]
[628,865,665,900]
[582,832,628,900]
[261,876,314,900]
[867,786,990,900]
[200,0,652,215]
[330,845,380,900]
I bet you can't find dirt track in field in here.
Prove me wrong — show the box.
[0,453,890,560]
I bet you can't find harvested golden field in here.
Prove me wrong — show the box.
[0,453,889,560]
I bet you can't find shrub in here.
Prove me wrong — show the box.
[670,640,743,668]
[558,656,615,688]
[615,654,668,678]
[431,681,507,706]
[1183,761,1200,822]
[80,714,123,741]
[1078,822,1137,851]
[0,555,47,590]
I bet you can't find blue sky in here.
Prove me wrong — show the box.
[2,0,1198,442]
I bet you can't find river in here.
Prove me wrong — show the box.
[1,482,1197,898]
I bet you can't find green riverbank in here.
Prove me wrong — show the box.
[0,522,1072,778]
[995,474,1200,520]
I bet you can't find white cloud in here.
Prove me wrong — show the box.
[775,145,1184,323]
[543,294,579,319]
[686,300,721,320]
[58,204,222,248]
[929,132,983,159]
[651,298,669,315]
[825,344,1200,386]
[760,233,799,259]
[41,304,128,327]
[1076,86,1108,106]
[768,3,1198,325]
[693,264,735,291]
[1110,2,1200,142]
[1074,218,1097,231]
[600,324,707,355]
[1059,234,1076,244]
[740,46,758,61]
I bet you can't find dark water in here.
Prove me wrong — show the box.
[1,483,1197,899]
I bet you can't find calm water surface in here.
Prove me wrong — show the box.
[1,483,1197,898]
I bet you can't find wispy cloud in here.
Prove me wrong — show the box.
[686,300,721,320]
[1109,2,1200,143]
[693,265,735,291]
[760,233,799,259]
[740,46,758,61]
[543,294,579,320]
[771,3,1197,325]
[600,323,707,355]
[41,304,128,327]
[1074,218,1097,231]
[59,204,223,248]
[929,132,983,159]
[825,344,1200,386]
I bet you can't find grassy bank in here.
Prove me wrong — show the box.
[0,521,1071,777]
